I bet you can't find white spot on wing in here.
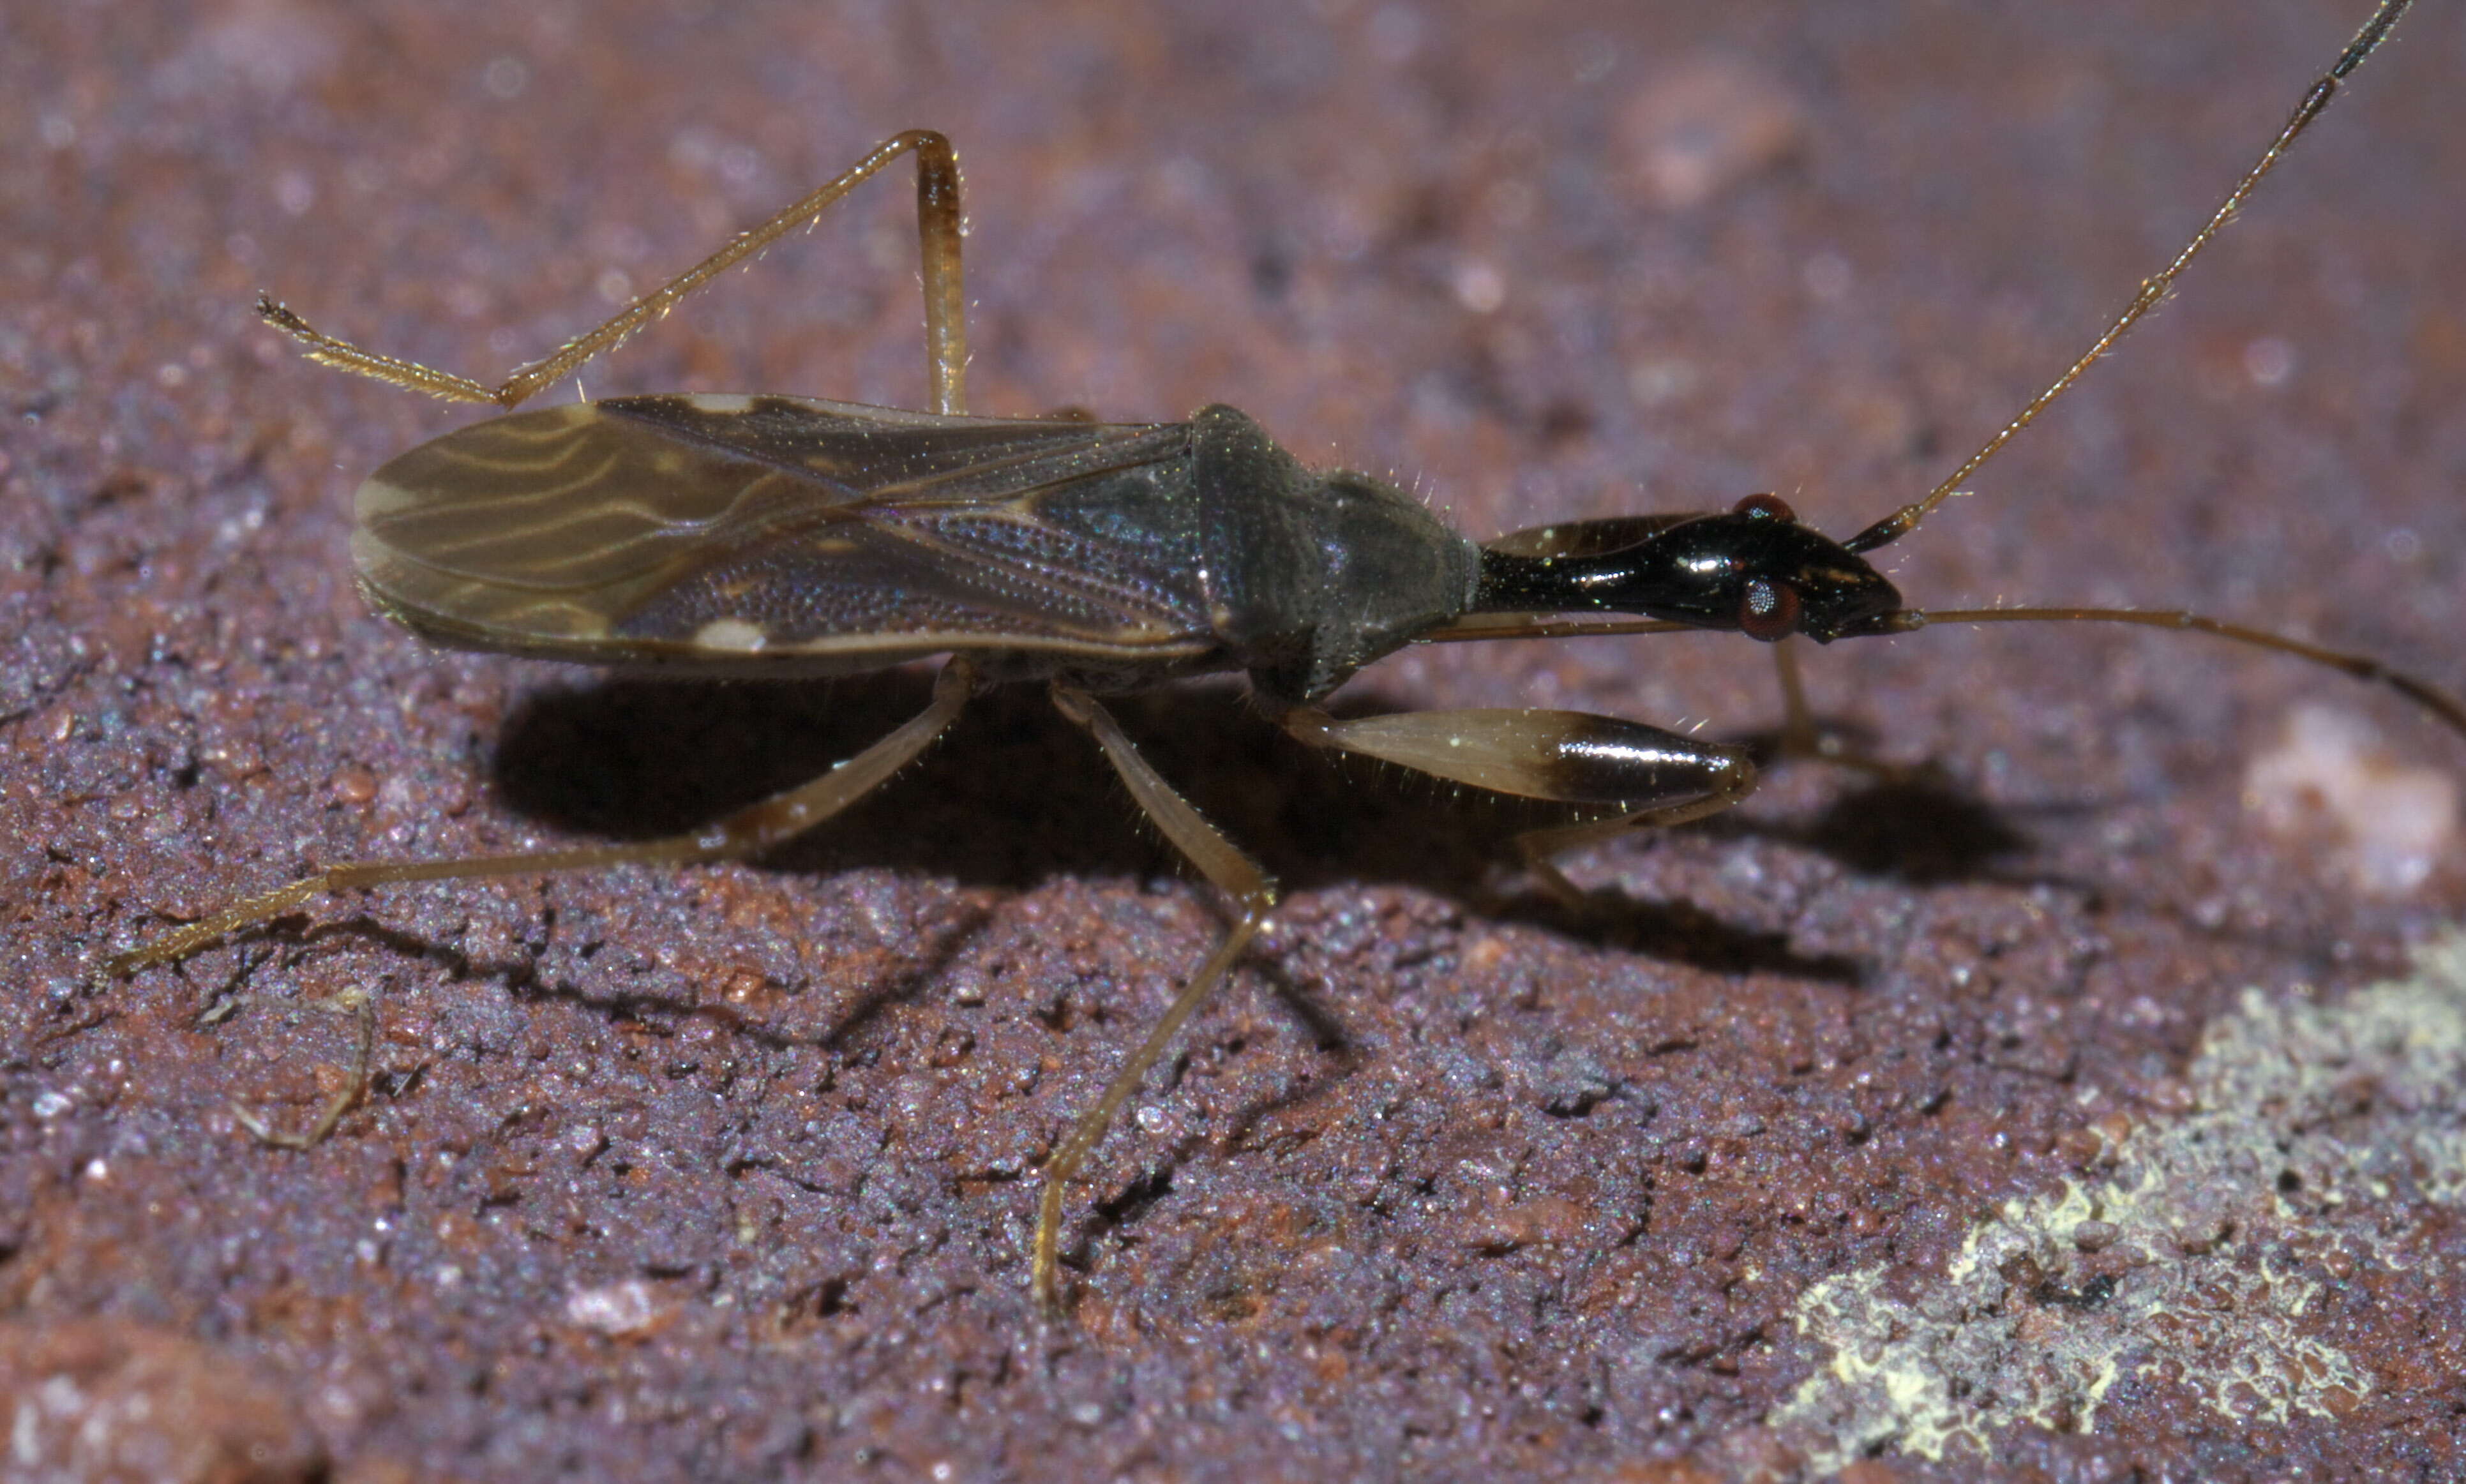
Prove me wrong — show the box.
[355,476,416,517]
[682,393,756,414]
[692,618,769,653]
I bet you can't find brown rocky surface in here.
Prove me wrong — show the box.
[6,2,2463,1480]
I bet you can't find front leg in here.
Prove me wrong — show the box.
[1278,705,1755,904]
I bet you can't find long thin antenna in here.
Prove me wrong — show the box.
[1911,606,2466,738]
[1843,0,2413,556]
[1417,605,2466,744]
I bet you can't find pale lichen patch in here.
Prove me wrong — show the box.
[1770,933,2466,1471]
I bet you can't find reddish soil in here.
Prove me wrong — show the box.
[6,2,2463,1480]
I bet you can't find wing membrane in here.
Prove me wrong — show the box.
[354,395,1215,671]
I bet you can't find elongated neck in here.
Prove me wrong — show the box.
[1471,544,1683,616]
[1466,512,1907,641]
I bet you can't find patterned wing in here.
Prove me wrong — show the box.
[354,394,1217,673]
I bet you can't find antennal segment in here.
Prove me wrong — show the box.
[1844,0,2413,557]
[1417,601,2465,744]
[1910,605,2466,740]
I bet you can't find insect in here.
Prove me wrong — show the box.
[106,0,2457,1314]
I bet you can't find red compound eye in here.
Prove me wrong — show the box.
[1733,492,1795,521]
[1738,577,1800,641]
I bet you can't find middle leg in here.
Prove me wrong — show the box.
[1037,684,1278,1314]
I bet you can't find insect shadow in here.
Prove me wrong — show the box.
[1708,721,2059,887]
[488,671,1902,982]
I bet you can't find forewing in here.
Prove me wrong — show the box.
[354,394,1214,670]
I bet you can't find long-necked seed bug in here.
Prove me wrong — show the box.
[106,0,2458,1314]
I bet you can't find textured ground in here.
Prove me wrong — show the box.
[6,1,2466,1480]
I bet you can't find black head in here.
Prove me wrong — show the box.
[1473,494,1907,642]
